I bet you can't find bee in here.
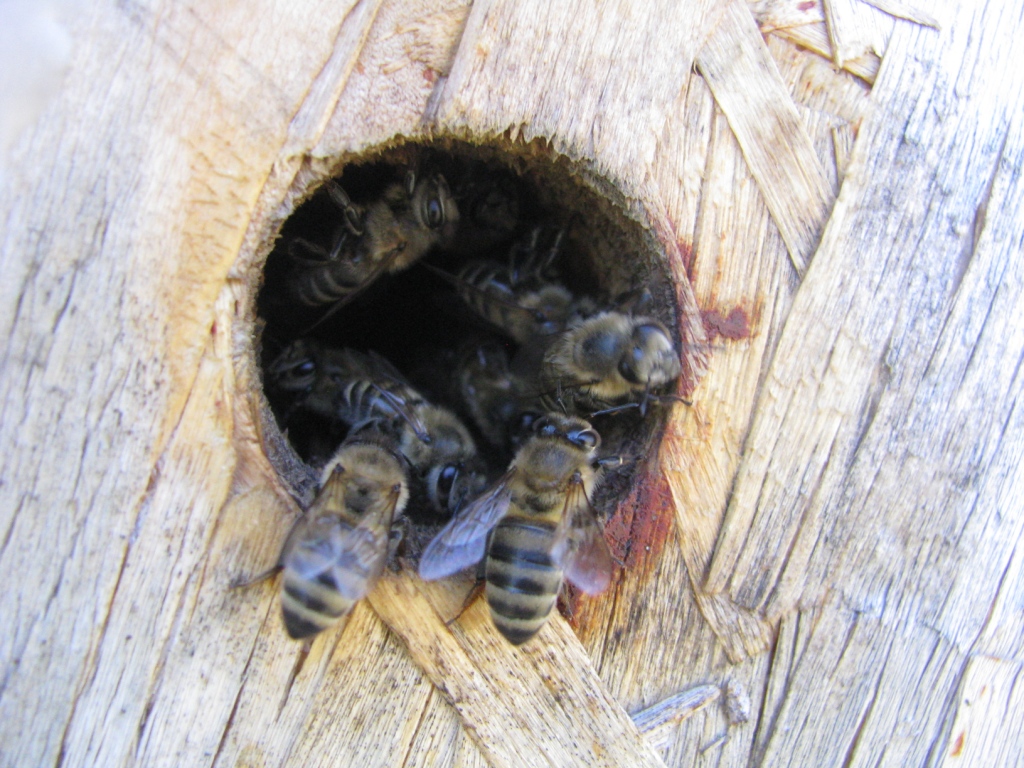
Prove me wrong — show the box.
[449,168,521,257]
[418,413,615,645]
[265,339,430,442]
[430,226,577,346]
[394,400,486,515]
[289,170,459,318]
[267,340,484,515]
[536,311,683,416]
[452,338,540,452]
[279,435,409,639]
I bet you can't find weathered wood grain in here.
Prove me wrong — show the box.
[1,0,1021,765]
[823,0,893,69]
[699,0,837,276]
[706,0,1024,764]
[750,0,881,83]
[369,573,667,768]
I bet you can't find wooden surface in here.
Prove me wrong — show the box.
[1,0,1022,766]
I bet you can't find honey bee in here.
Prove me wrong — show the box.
[289,170,459,318]
[265,339,430,442]
[449,169,521,257]
[452,338,541,452]
[536,311,683,416]
[399,404,488,515]
[280,435,409,639]
[431,226,577,345]
[418,413,615,645]
[267,340,484,515]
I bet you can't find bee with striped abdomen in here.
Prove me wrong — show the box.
[536,310,682,416]
[265,339,431,443]
[279,435,409,639]
[289,170,459,319]
[430,226,577,346]
[418,413,615,645]
[267,341,484,516]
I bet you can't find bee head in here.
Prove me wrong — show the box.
[532,413,600,452]
[617,321,681,388]
[414,173,460,242]
[267,339,318,393]
[426,457,487,515]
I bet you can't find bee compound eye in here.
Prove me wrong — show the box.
[435,463,460,505]
[533,416,558,437]
[617,357,641,384]
[425,197,445,229]
[570,429,600,450]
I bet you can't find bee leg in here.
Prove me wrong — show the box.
[588,402,642,418]
[655,393,693,407]
[230,564,282,590]
[287,237,331,266]
[386,517,410,572]
[594,454,625,470]
[446,577,486,627]
[325,181,364,237]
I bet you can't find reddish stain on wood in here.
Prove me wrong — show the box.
[423,67,439,84]
[798,1,816,10]
[950,731,965,757]
[611,469,674,568]
[703,306,750,341]
[563,464,675,623]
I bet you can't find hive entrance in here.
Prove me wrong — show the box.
[257,140,680,528]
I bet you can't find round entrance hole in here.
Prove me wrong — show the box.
[256,139,683,544]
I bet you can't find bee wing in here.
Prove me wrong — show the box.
[553,473,614,595]
[287,477,401,602]
[299,243,408,335]
[423,263,555,329]
[359,351,432,441]
[418,472,514,580]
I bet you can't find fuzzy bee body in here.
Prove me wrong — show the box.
[485,508,573,644]
[419,413,613,645]
[267,340,484,515]
[537,311,682,415]
[267,341,429,439]
[290,172,459,310]
[454,260,575,345]
[452,339,529,450]
[280,437,409,639]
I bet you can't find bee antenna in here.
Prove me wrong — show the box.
[587,403,639,418]
[640,383,652,417]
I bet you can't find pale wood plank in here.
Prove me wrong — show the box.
[401,687,488,768]
[770,21,881,84]
[428,0,719,197]
[704,0,1024,763]
[822,0,893,69]
[749,0,825,32]
[631,684,721,750]
[369,572,668,768]
[938,656,1024,768]
[698,0,836,276]
[313,0,473,160]
[859,0,941,29]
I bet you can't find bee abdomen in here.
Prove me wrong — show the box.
[333,379,379,424]
[292,262,363,306]
[485,520,562,645]
[458,263,516,327]
[280,571,356,639]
